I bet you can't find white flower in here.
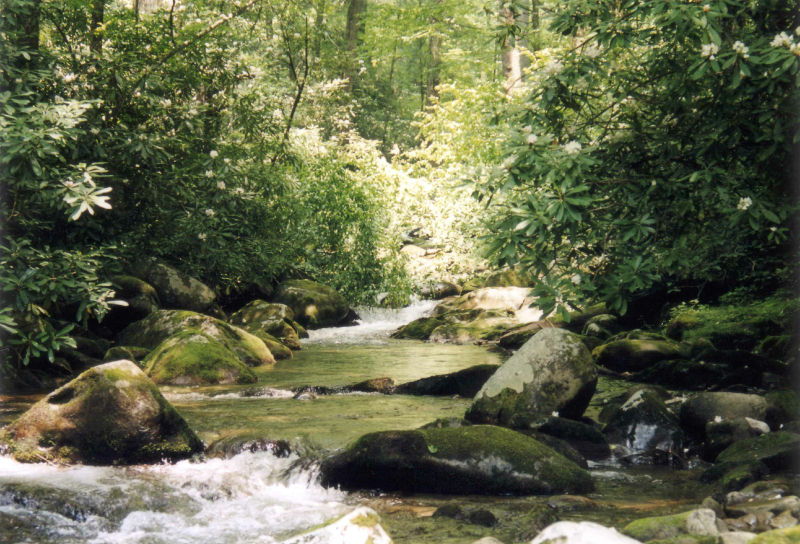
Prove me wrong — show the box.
[737,196,752,211]
[583,44,603,58]
[700,43,719,59]
[702,4,710,12]
[197,233,207,241]
[209,150,219,158]
[713,415,723,423]
[63,73,77,83]
[732,41,749,57]
[205,170,214,178]
[522,125,532,133]
[223,157,230,164]
[502,155,517,170]
[770,32,793,48]
[796,26,800,37]
[571,274,581,285]
[563,141,582,154]
[233,187,245,195]
[526,134,538,145]
[551,411,560,418]
[791,43,800,56]
[216,180,226,190]
[205,208,216,217]
[544,60,564,76]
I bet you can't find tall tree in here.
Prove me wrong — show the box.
[345,0,367,91]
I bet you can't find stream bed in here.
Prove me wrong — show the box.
[0,302,715,543]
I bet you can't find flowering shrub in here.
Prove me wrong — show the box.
[478,0,799,317]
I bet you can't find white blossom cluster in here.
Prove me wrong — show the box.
[700,43,719,60]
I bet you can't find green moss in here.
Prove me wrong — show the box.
[391,316,444,340]
[715,431,800,469]
[250,331,293,359]
[143,329,257,385]
[645,537,720,544]
[351,512,380,528]
[750,526,800,543]
[103,346,151,363]
[766,390,800,426]
[621,511,692,541]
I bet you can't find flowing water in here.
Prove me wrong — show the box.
[0,300,713,544]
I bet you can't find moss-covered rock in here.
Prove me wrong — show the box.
[391,316,445,340]
[582,314,622,340]
[143,329,258,385]
[103,275,161,332]
[419,280,462,300]
[534,417,611,461]
[131,261,216,313]
[715,431,800,471]
[680,393,769,440]
[229,300,295,325]
[498,319,561,350]
[766,390,800,428]
[429,311,521,344]
[0,360,203,465]
[103,346,151,364]
[592,338,689,373]
[703,417,770,462]
[394,365,499,397]
[621,509,719,542]
[466,328,597,427]
[749,526,800,543]
[633,359,760,391]
[118,310,274,367]
[228,302,302,352]
[273,279,351,328]
[250,331,293,359]
[320,425,594,495]
[433,286,536,317]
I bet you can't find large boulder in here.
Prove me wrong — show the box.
[531,521,643,544]
[419,280,461,300]
[228,300,303,352]
[143,329,258,385]
[621,508,720,542]
[274,279,351,328]
[394,365,499,397]
[466,328,597,427]
[680,392,769,440]
[103,275,160,332]
[132,261,216,313]
[319,425,594,495]
[429,309,522,344]
[434,287,540,322]
[118,310,274,367]
[0,360,203,464]
[603,387,685,465]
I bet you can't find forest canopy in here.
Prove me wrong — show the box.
[1,0,798,372]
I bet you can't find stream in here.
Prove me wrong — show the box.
[0,301,714,544]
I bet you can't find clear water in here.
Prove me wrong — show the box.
[0,302,712,543]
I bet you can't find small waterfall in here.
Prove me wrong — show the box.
[306,298,438,344]
[0,452,347,544]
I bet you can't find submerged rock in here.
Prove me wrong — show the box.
[466,328,597,427]
[142,329,258,385]
[0,360,203,465]
[320,425,594,495]
[394,365,499,397]
[273,279,352,328]
[118,310,274,367]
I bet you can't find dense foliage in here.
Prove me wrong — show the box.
[477,0,799,317]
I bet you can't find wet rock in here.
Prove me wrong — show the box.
[582,314,622,340]
[765,390,800,428]
[429,310,522,344]
[519,430,589,468]
[602,387,685,465]
[680,393,769,440]
[433,287,537,319]
[621,508,720,541]
[205,433,293,459]
[273,279,352,329]
[531,521,643,544]
[229,300,295,324]
[394,365,498,397]
[432,504,497,527]
[142,329,258,385]
[420,281,461,300]
[546,495,599,512]
[534,416,611,461]
[724,495,800,518]
[466,328,597,427]
[118,310,274,367]
[281,506,392,544]
[391,316,445,340]
[701,461,769,492]
[249,331,293,359]
[633,359,760,391]
[320,425,594,495]
[715,431,800,472]
[235,317,302,352]
[131,261,216,313]
[703,417,770,462]
[0,360,203,465]
[497,320,559,350]
[592,337,689,373]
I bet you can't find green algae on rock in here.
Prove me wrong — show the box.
[0,360,203,465]
[143,329,258,385]
[320,424,594,495]
[466,328,597,427]
[621,508,719,542]
[118,310,274,367]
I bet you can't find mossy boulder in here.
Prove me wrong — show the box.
[250,331,293,359]
[228,301,302,352]
[103,275,161,332]
[633,359,760,391]
[118,310,274,367]
[582,314,622,340]
[0,360,203,465]
[703,417,771,462]
[273,279,351,328]
[498,319,561,350]
[535,416,611,461]
[621,509,719,542]
[433,287,538,320]
[228,300,295,325]
[419,280,462,300]
[103,346,151,364]
[766,390,800,428]
[394,365,499,397]
[131,261,216,313]
[466,328,597,427]
[429,311,521,344]
[592,337,689,373]
[143,329,258,385]
[679,393,769,440]
[749,525,800,543]
[391,316,445,340]
[714,431,800,472]
[603,388,685,465]
[319,425,594,495]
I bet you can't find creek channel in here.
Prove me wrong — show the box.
[0,301,713,543]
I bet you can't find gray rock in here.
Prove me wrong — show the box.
[531,521,643,544]
[133,262,216,312]
[466,328,597,427]
[680,392,769,439]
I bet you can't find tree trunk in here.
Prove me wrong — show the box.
[345,0,366,91]
[425,0,442,103]
[90,0,105,54]
[500,2,522,95]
